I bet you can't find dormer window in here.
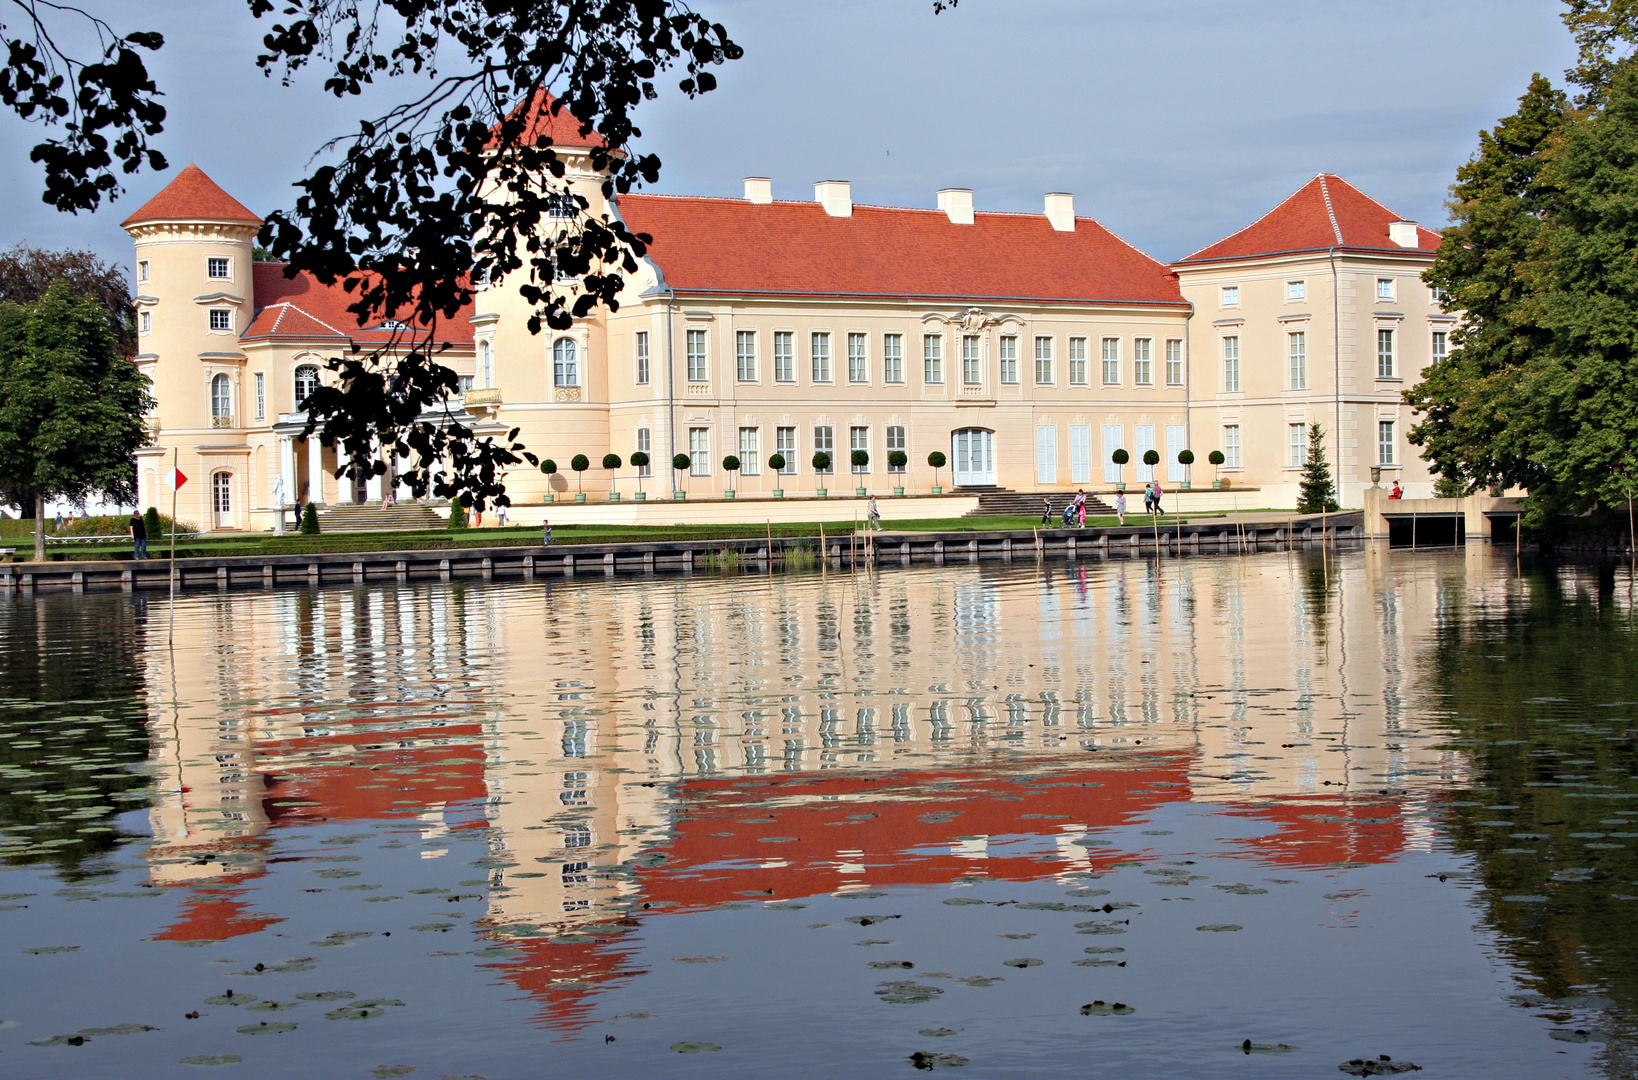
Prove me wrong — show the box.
[209,309,232,332]
[377,318,409,331]
[208,257,230,279]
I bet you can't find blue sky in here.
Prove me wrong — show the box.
[0,0,1579,269]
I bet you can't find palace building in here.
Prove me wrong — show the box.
[123,107,1447,531]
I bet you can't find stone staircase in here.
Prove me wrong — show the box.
[961,488,1115,518]
[314,503,447,533]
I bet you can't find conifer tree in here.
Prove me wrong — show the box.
[1297,424,1340,515]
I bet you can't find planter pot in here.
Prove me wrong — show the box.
[634,491,647,501]
[724,490,736,500]
[855,487,868,497]
[772,489,784,499]
[547,492,557,503]
[816,488,828,498]
[893,486,905,497]
[931,485,943,495]
[574,492,586,504]
[1180,482,1191,491]
[673,490,687,500]
[1116,482,1126,493]
[1212,480,1223,490]
[608,491,621,502]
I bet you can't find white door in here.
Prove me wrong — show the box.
[1035,426,1057,486]
[951,429,995,486]
[1135,425,1156,481]
[212,472,232,529]
[1166,425,1187,482]
[1070,425,1091,484]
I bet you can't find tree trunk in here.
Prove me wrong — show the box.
[32,491,45,562]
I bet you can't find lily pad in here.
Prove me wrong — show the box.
[78,1023,159,1036]
[1080,1001,1135,1016]
[29,1033,91,1046]
[670,1042,721,1053]
[956,976,1002,987]
[326,999,404,1020]
[245,1001,301,1012]
[919,1028,959,1037]
[876,981,945,1004]
[1549,1029,1607,1043]
[295,991,356,1002]
[1196,924,1243,932]
[1002,958,1043,968]
[25,945,79,954]
[204,993,256,1006]
[370,1068,416,1078]
[942,898,986,906]
[672,955,728,963]
[869,960,915,969]
[181,1054,244,1066]
[1239,1041,1299,1054]
[908,1050,969,1069]
[235,1022,297,1035]
[1337,1056,1423,1075]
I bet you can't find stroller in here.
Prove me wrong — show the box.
[1061,503,1077,528]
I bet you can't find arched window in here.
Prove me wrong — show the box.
[553,338,578,388]
[480,340,494,388]
[294,365,320,407]
[211,374,232,423]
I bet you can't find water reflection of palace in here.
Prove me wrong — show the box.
[136,551,1495,1022]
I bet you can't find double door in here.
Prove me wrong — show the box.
[952,429,995,486]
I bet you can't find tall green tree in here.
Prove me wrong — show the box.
[1407,74,1569,498]
[0,282,151,560]
[1296,424,1339,515]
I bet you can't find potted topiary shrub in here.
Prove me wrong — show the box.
[722,455,741,499]
[1142,449,1160,491]
[768,453,787,498]
[603,453,622,501]
[928,450,946,495]
[672,453,691,499]
[1111,448,1129,492]
[1208,450,1225,489]
[540,459,558,502]
[812,451,832,497]
[851,449,869,496]
[1177,449,1195,490]
[888,450,908,495]
[629,450,649,500]
[571,454,590,502]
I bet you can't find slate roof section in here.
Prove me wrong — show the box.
[617,194,1185,306]
[120,164,262,227]
[1177,174,1441,264]
[242,263,475,346]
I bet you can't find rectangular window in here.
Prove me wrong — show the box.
[1377,328,1395,378]
[1287,280,1306,301]
[1432,330,1448,364]
[635,330,650,385]
[1166,425,1187,482]
[1035,425,1057,485]
[1068,337,1088,385]
[739,427,761,475]
[776,426,796,473]
[209,308,231,332]
[847,332,867,383]
[1288,331,1307,390]
[886,425,906,471]
[137,260,149,283]
[1165,339,1183,386]
[813,425,834,472]
[139,310,151,334]
[459,374,474,394]
[850,426,870,472]
[962,335,981,385]
[1378,420,1396,466]
[686,329,707,382]
[1101,337,1120,385]
[1069,424,1091,484]
[1288,423,1307,468]
[999,335,1019,384]
[811,331,832,383]
[1135,425,1155,481]
[254,372,265,420]
[736,330,757,382]
[688,428,710,475]
[636,428,652,476]
[1223,425,1241,468]
[1377,277,1395,301]
[208,257,229,279]
[923,334,942,384]
[1221,285,1240,306]
[1133,338,1153,386]
[1221,336,1239,392]
[1102,424,1123,483]
[882,333,904,383]
[1034,336,1053,384]
[774,331,795,382]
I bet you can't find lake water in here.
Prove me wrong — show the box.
[2,547,1637,1078]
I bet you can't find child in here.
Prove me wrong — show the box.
[542,519,552,546]
[866,494,882,531]
[1115,492,1127,526]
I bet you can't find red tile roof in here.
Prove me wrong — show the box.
[617,194,1185,306]
[120,164,262,227]
[243,263,475,346]
[486,89,607,151]
[1177,174,1441,264]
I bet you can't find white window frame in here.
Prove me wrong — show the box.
[207,256,230,280]
[1432,330,1448,364]
[776,426,797,474]
[1165,339,1183,386]
[1034,335,1053,385]
[210,373,233,420]
[811,331,832,383]
[1288,423,1307,468]
[635,330,650,385]
[1377,277,1395,301]
[1222,336,1240,393]
[847,332,868,383]
[1068,337,1088,385]
[923,334,943,384]
[736,330,757,382]
[137,260,149,283]
[739,426,761,475]
[139,310,151,334]
[686,329,708,383]
[1069,425,1091,484]
[962,335,981,386]
[1287,280,1306,301]
[208,308,232,332]
[774,331,795,382]
[688,427,710,476]
[636,428,652,475]
[850,426,870,473]
[480,339,494,388]
[1101,424,1122,483]
[1220,285,1240,307]
[999,335,1019,384]
[1378,420,1396,466]
[886,425,906,472]
[813,425,835,472]
[1223,424,1241,469]
[1377,328,1395,379]
[882,333,903,384]
[1288,331,1306,390]
[1101,337,1120,385]
[253,372,265,420]
[1133,337,1153,386]
[553,338,579,388]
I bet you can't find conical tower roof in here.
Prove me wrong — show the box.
[120,164,261,228]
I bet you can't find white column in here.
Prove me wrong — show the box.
[366,459,384,502]
[337,452,356,504]
[305,437,326,506]
[278,436,296,505]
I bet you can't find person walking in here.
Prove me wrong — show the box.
[1115,491,1127,526]
[1143,481,1155,515]
[542,519,553,546]
[1152,480,1164,516]
[1041,496,1053,526]
[496,502,508,527]
[866,494,882,531]
[1074,489,1087,529]
[128,510,147,560]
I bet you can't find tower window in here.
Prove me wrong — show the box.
[208,257,230,279]
[209,309,232,332]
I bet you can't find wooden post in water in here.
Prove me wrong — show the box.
[767,520,775,574]
[168,447,179,646]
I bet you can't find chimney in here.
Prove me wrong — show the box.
[814,180,852,217]
[1388,220,1420,248]
[743,177,773,204]
[937,188,974,225]
[1044,192,1075,232]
